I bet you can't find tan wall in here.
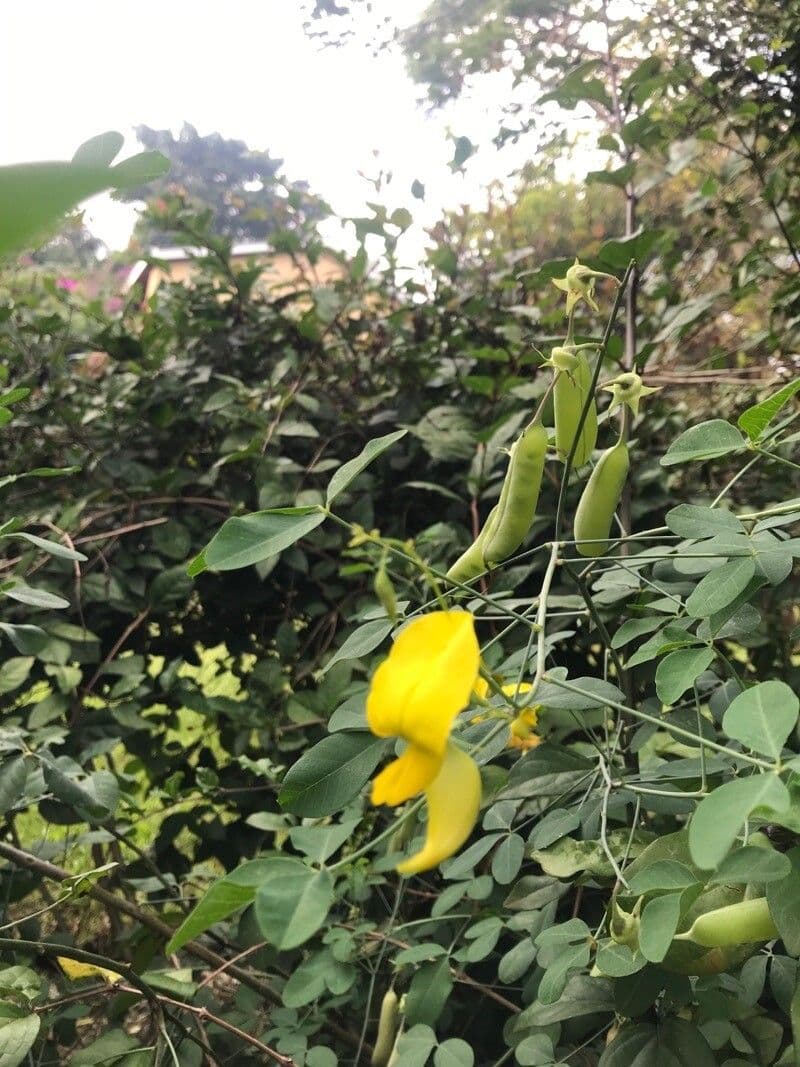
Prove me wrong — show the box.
[144,252,345,301]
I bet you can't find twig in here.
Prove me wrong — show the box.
[82,608,150,696]
[596,758,629,889]
[195,940,269,990]
[74,517,168,545]
[0,840,365,1053]
[118,984,294,1066]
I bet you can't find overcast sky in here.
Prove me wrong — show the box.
[1,1,549,261]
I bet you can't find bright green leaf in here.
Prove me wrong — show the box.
[689,775,790,869]
[325,429,407,506]
[639,891,682,963]
[738,378,800,442]
[686,557,756,618]
[655,646,715,704]
[254,859,334,950]
[723,681,799,759]
[321,620,393,674]
[661,420,745,466]
[193,507,325,573]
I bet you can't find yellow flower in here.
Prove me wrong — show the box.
[366,611,481,873]
[396,743,481,875]
[509,706,542,751]
[472,678,541,750]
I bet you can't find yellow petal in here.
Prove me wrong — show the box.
[57,956,123,985]
[473,676,489,700]
[501,682,532,699]
[397,743,482,875]
[366,612,479,756]
[371,744,440,807]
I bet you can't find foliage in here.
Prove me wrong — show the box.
[1,14,800,1060]
[121,123,326,245]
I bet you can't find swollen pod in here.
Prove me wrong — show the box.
[573,438,629,557]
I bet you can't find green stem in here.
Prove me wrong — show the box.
[540,674,776,771]
[753,446,800,474]
[553,260,635,542]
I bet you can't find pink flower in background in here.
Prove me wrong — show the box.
[104,297,123,315]
[56,277,78,292]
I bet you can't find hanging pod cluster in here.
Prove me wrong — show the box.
[443,264,655,583]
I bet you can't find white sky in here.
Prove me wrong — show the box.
[0,1,551,262]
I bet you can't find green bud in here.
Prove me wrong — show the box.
[603,372,659,417]
[552,258,619,314]
[374,562,397,621]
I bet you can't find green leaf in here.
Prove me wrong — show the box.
[709,845,791,885]
[165,859,275,954]
[192,507,325,573]
[69,1029,141,1065]
[689,775,790,869]
[738,378,800,442]
[600,1019,715,1067]
[586,163,636,187]
[72,131,124,167]
[594,941,646,978]
[519,975,614,1026]
[278,732,386,817]
[392,1025,437,1067]
[537,941,590,1003]
[288,819,360,864]
[405,958,453,1027]
[686,557,756,618]
[0,624,47,655]
[661,420,746,466]
[666,504,744,539]
[491,833,524,885]
[2,532,86,561]
[626,860,698,895]
[598,228,661,270]
[514,1035,556,1065]
[0,759,28,816]
[0,389,30,409]
[0,149,165,259]
[306,1048,338,1067]
[434,1039,474,1067]
[534,676,624,711]
[321,619,393,674]
[767,847,800,955]
[110,151,170,188]
[42,763,110,819]
[0,1007,40,1067]
[655,646,715,704]
[0,658,34,696]
[723,681,799,759]
[2,584,69,609]
[254,858,334,950]
[639,891,682,963]
[325,429,407,506]
[611,617,664,649]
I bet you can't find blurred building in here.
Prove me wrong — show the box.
[124,242,345,301]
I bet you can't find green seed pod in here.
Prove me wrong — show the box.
[374,563,397,621]
[445,506,498,585]
[676,896,778,948]
[482,423,547,566]
[371,989,400,1067]
[552,347,598,467]
[574,438,629,557]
